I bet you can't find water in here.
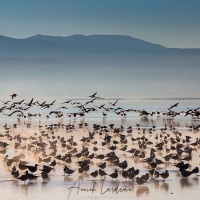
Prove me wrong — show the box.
[0,99,200,200]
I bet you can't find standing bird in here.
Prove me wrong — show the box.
[97,162,107,169]
[11,166,19,179]
[90,170,98,180]
[99,169,107,178]
[160,170,169,180]
[40,165,53,174]
[63,166,76,176]
[50,160,57,167]
[26,171,39,181]
[175,162,190,170]
[179,168,194,178]
[109,170,118,180]
[25,164,38,173]
[41,171,49,180]
[17,172,28,183]
[192,167,199,175]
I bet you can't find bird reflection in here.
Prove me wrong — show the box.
[191,177,199,184]
[1,92,200,200]
[153,180,160,188]
[136,186,149,197]
[19,184,29,197]
[64,176,73,182]
[179,178,192,188]
[160,182,169,191]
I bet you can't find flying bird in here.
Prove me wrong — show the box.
[169,103,179,110]
[10,93,18,99]
[0,106,7,113]
[4,110,24,117]
[89,92,97,98]
[27,98,34,107]
[109,100,119,106]
[61,100,72,104]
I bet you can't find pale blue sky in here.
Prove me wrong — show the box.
[0,0,200,48]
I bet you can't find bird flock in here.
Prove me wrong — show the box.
[0,92,200,186]
[1,92,200,120]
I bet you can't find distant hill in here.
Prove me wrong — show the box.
[0,34,200,57]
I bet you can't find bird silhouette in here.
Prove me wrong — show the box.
[17,173,28,183]
[63,166,76,176]
[109,170,118,180]
[10,93,18,99]
[25,164,38,173]
[89,92,97,98]
[169,103,179,110]
[109,100,119,106]
[90,170,98,180]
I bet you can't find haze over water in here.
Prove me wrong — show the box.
[0,55,200,100]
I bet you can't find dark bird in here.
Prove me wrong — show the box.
[109,170,118,180]
[26,171,39,180]
[19,163,27,170]
[118,160,128,169]
[175,162,190,170]
[41,171,49,180]
[97,162,107,169]
[50,100,56,106]
[99,169,107,177]
[1,101,11,105]
[95,154,105,161]
[62,100,72,104]
[122,170,129,179]
[5,110,24,117]
[25,164,38,173]
[90,170,98,179]
[169,103,179,110]
[27,98,34,107]
[17,173,28,183]
[160,170,169,180]
[40,165,53,174]
[63,166,76,176]
[119,145,127,152]
[136,177,145,185]
[50,160,57,167]
[109,100,119,106]
[11,167,19,179]
[13,99,25,105]
[0,106,7,113]
[89,92,97,98]
[179,168,194,178]
[192,167,199,175]
[10,93,18,99]
[109,145,116,151]
[136,173,150,185]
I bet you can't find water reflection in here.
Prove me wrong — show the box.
[136,186,149,197]
[160,181,169,191]
[1,101,200,200]
[179,178,192,188]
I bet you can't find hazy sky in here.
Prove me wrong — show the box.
[0,0,200,48]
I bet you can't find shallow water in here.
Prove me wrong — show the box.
[0,100,200,200]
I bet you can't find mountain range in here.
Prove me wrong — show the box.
[0,34,200,57]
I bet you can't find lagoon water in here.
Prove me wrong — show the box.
[1,31,200,200]
[0,99,200,200]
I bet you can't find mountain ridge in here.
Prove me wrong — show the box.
[0,34,200,57]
